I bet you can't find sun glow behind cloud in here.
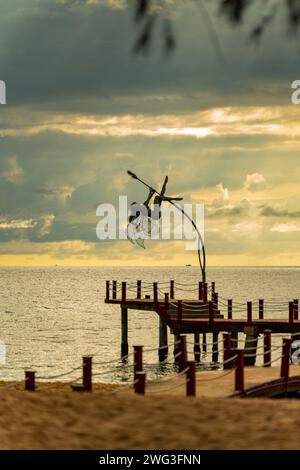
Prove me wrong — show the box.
[1,102,300,266]
[2,106,300,141]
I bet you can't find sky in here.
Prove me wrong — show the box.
[0,0,300,266]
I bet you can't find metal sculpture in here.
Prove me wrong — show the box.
[127,170,206,282]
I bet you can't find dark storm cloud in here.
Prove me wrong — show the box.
[0,128,275,218]
[260,205,300,218]
[0,127,296,222]
[0,0,298,109]
[206,206,244,218]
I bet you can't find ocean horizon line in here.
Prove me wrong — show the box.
[0,265,300,269]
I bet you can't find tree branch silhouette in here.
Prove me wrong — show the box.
[133,0,300,55]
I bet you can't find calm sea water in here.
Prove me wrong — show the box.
[0,266,299,383]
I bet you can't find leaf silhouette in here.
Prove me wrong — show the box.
[132,0,300,54]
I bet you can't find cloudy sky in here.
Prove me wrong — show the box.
[0,0,300,266]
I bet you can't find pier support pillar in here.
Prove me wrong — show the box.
[121,306,128,358]
[159,317,168,362]
[294,299,299,321]
[212,332,219,363]
[173,334,180,363]
[194,333,201,362]
[244,329,258,366]
[202,333,207,353]
[231,332,238,351]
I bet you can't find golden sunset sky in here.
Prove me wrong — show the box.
[1,0,300,266]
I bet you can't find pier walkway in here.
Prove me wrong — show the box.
[105,279,300,363]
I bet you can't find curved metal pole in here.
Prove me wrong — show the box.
[127,171,206,283]
[170,201,206,283]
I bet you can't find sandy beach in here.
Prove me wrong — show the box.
[0,380,299,450]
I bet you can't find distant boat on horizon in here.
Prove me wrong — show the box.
[185,264,192,267]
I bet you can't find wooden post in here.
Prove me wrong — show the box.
[159,317,168,362]
[209,301,214,324]
[72,357,92,392]
[263,330,272,367]
[259,299,264,320]
[83,356,92,392]
[231,332,238,351]
[194,333,201,362]
[203,283,208,302]
[173,334,180,363]
[223,333,232,370]
[179,336,187,372]
[112,280,117,300]
[198,282,203,301]
[235,350,244,393]
[121,306,128,358]
[134,372,146,395]
[134,345,143,381]
[25,371,35,391]
[247,301,252,323]
[177,300,182,323]
[213,293,219,309]
[294,299,299,320]
[227,299,232,320]
[121,282,126,302]
[186,361,196,397]
[170,280,175,299]
[280,338,291,382]
[164,293,169,310]
[212,332,219,363]
[137,280,141,299]
[211,281,215,296]
[153,282,158,303]
[202,333,207,353]
[244,330,258,367]
[289,301,294,324]
[105,281,110,301]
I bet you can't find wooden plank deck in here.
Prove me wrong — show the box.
[105,298,300,334]
[105,298,214,310]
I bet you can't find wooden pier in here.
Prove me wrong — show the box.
[105,279,300,365]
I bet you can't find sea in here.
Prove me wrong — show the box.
[0,266,299,383]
